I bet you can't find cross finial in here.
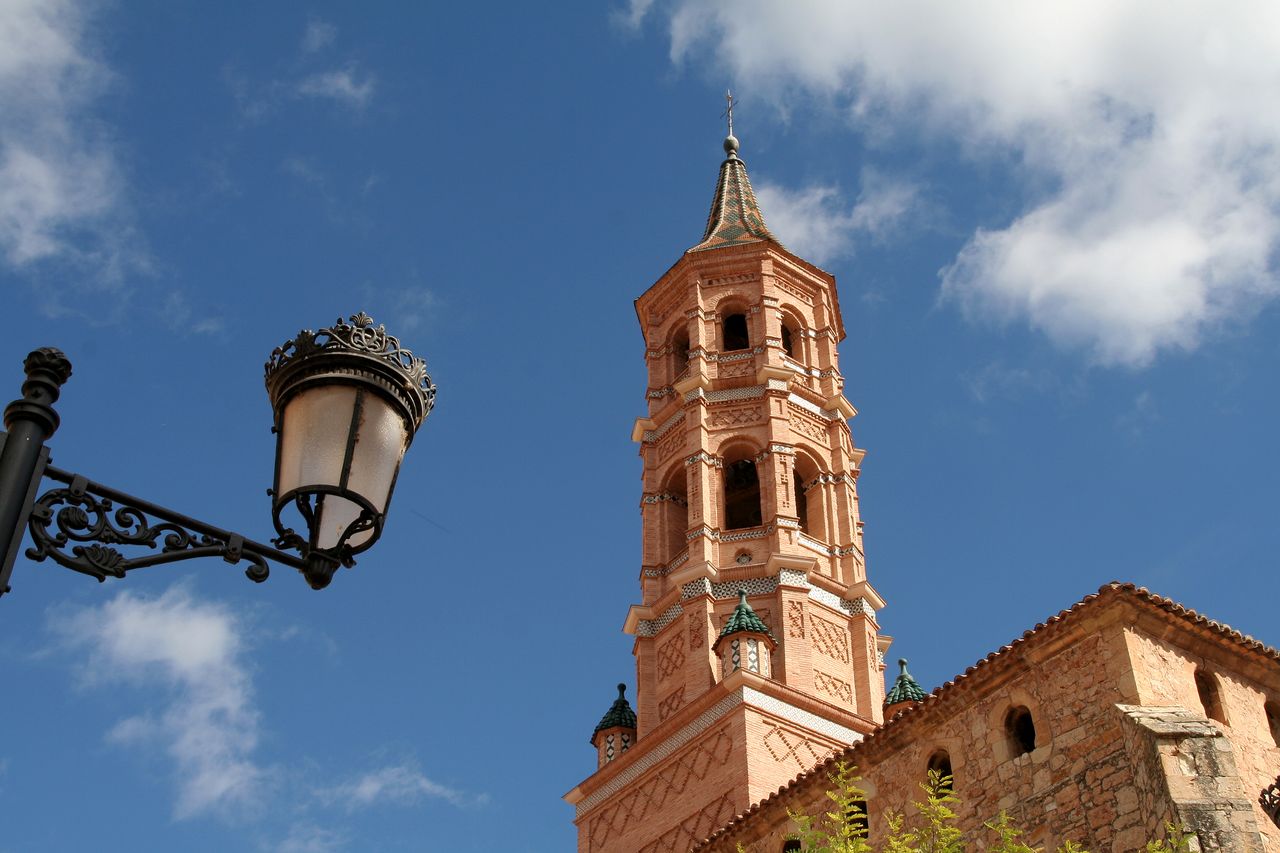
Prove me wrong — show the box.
[722,90,740,157]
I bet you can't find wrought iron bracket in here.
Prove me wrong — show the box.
[25,465,308,585]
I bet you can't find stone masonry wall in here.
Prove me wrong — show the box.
[1118,704,1265,853]
[1124,625,1280,849]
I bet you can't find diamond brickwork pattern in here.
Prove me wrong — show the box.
[636,792,738,853]
[762,721,832,770]
[709,405,762,428]
[787,600,806,638]
[814,670,853,704]
[657,633,686,681]
[658,687,686,722]
[810,613,850,664]
[585,725,734,849]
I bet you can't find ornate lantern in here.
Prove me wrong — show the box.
[264,312,435,589]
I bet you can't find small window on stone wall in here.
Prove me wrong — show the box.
[844,800,869,837]
[1005,706,1036,756]
[927,749,953,791]
[1195,669,1227,724]
[782,841,802,852]
[1265,701,1280,747]
[723,313,750,351]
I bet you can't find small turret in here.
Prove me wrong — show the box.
[714,590,778,679]
[884,658,927,718]
[591,683,637,769]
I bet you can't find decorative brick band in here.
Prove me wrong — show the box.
[808,585,875,618]
[643,550,690,578]
[573,686,863,818]
[636,603,686,637]
[686,384,767,404]
[685,452,724,468]
[643,410,686,443]
[788,393,841,420]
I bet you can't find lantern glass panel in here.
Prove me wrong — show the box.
[277,385,358,498]
[314,493,367,551]
[346,391,409,516]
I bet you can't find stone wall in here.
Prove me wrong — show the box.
[699,592,1280,853]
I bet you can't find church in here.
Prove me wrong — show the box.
[562,125,1280,853]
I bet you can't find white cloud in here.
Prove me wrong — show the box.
[274,823,347,853]
[297,66,375,110]
[756,170,919,265]
[637,1,1280,366]
[49,585,265,820]
[0,0,143,276]
[301,20,337,55]
[316,764,483,810]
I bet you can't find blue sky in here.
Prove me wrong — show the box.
[1,2,1278,850]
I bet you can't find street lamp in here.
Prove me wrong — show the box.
[0,312,435,597]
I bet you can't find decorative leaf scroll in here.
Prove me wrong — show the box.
[26,482,271,583]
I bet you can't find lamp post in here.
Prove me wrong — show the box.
[0,312,434,597]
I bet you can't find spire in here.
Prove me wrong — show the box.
[884,658,927,707]
[591,683,637,742]
[719,589,774,640]
[688,95,778,253]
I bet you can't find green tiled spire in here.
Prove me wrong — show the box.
[884,658,927,707]
[688,134,779,253]
[719,590,774,640]
[591,683,637,742]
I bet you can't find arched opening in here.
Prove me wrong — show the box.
[792,453,826,540]
[793,475,808,532]
[661,468,688,562]
[1005,706,1036,757]
[723,313,749,351]
[1195,669,1227,724]
[781,324,795,357]
[724,458,762,530]
[1265,701,1280,747]
[671,327,690,382]
[844,800,869,837]
[927,749,953,792]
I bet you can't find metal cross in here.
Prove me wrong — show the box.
[722,89,736,136]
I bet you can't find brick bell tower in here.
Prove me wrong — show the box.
[565,117,890,853]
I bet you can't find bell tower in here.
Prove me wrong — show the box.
[566,120,890,853]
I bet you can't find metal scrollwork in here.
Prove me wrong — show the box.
[1262,777,1280,829]
[25,471,276,583]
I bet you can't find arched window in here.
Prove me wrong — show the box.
[781,324,795,357]
[724,458,762,530]
[1265,701,1280,747]
[723,313,749,351]
[662,469,688,562]
[794,475,808,532]
[1195,669,1226,724]
[844,799,869,837]
[927,749,953,792]
[672,328,690,382]
[1005,706,1036,756]
[792,455,826,540]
